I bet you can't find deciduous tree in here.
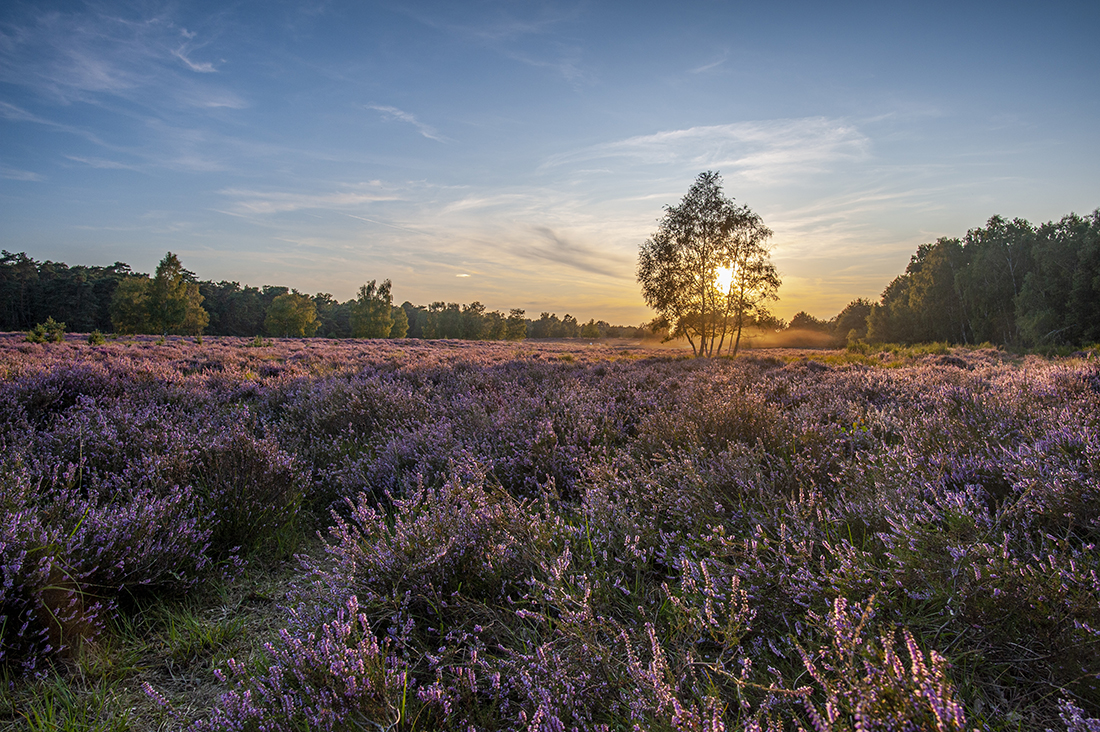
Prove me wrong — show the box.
[637,171,779,357]
[264,292,319,337]
[349,279,394,338]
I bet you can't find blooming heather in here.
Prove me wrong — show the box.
[1,334,1098,729]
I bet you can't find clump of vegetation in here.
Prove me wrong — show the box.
[25,317,65,344]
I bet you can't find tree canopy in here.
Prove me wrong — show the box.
[637,171,779,357]
[264,292,319,337]
[349,279,395,338]
[866,211,1100,347]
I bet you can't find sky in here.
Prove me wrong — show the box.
[2,0,1098,326]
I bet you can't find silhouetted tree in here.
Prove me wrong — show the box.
[833,298,873,344]
[789,311,831,332]
[637,171,779,357]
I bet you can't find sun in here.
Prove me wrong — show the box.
[715,265,734,293]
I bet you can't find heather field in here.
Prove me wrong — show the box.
[2,335,1099,731]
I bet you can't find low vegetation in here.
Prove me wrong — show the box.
[1,335,1098,730]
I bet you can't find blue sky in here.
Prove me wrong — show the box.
[2,0,1098,325]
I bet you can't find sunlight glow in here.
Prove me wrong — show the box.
[715,265,734,293]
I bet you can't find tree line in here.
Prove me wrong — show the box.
[0,251,646,341]
[784,209,1100,348]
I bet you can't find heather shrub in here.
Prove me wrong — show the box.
[746,597,969,731]
[308,462,543,611]
[0,508,55,672]
[191,425,305,557]
[196,595,408,732]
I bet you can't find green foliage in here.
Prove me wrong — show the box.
[148,252,208,335]
[868,210,1100,347]
[25,317,66,343]
[1,251,132,333]
[349,279,395,338]
[263,292,319,337]
[506,308,527,340]
[108,275,151,334]
[388,304,409,338]
[87,330,106,345]
[16,676,130,732]
[108,253,209,335]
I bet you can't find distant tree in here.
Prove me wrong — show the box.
[506,308,527,340]
[956,216,1033,345]
[0,251,40,329]
[349,279,394,338]
[424,302,463,339]
[264,292,318,337]
[482,310,506,340]
[401,301,425,338]
[788,311,831,332]
[147,252,208,335]
[752,311,786,332]
[1016,211,1100,345]
[462,301,487,339]
[109,275,152,334]
[581,319,600,339]
[637,171,779,357]
[312,292,351,338]
[528,312,559,339]
[833,299,873,343]
[561,314,579,338]
[388,304,409,338]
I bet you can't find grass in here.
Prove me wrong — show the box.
[0,538,326,732]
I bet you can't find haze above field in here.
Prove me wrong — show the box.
[1,0,1097,325]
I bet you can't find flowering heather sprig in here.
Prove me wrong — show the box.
[791,596,969,732]
[1050,698,1100,732]
[198,595,407,731]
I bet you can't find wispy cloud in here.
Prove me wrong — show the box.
[401,5,591,84]
[368,105,448,142]
[440,193,534,215]
[0,101,111,146]
[690,50,728,74]
[542,118,870,184]
[0,163,44,181]
[516,226,632,279]
[220,187,402,215]
[172,41,217,73]
[0,7,231,109]
[65,155,140,170]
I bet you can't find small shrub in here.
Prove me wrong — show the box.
[25,318,66,344]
